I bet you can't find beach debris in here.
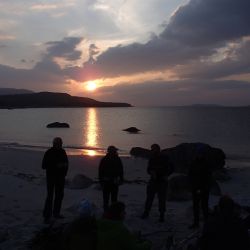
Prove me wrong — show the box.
[67,174,94,189]
[123,127,141,133]
[14,173,38,182]
[0,228,9,243]
[46,122,70,128]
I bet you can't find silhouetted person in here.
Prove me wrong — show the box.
[42,137,68,223]
[189,145,212,228]
[63,199,97,250]
[99,146,124,211]
[200,195,250,250]
[97,202,151,250]
[141,144,173,222]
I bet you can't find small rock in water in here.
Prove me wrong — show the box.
[123,127,141,133]
[46,122,70,128]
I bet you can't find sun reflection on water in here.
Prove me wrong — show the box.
[85,108,99,156]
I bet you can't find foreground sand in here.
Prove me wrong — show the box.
[0,146,250,250]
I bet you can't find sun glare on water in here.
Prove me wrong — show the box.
[86,81,97,91]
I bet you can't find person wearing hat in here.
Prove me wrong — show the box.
[42,137,68,223]
[98,146,124,211]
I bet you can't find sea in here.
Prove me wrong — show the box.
[0,107,250,160]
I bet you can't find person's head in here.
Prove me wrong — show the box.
[53,137,63,148]
[107,145,118,156]
[77,199,95,218]
[104,202,126,221]
[218,195,235,216]
[151,144,161,155]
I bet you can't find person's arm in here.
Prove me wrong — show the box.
[147,159,154,175]
[118,157,124,183]
[98,158,105,182]
[42,151,49,169]
[63,150,69,176]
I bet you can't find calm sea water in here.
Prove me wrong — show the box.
[0,107,250,158]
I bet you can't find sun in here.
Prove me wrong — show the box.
[86,81,97,91]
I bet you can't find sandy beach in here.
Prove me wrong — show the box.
[0,146,250,250]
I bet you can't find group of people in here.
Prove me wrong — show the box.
[41,137,250,250]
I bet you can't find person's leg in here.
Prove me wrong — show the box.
[53,177,65,217]
[43,175,55,220]
[191,188,200,227]
[110,184,118,203]
[102,183,111,211]
[157,181,167,222]
[201,188,210,221]
[142,181,156,218]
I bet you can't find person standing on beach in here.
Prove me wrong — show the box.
[188,145,212,229]
[98,146,124,211]
[42,137,68,223]
[141,144,173,222]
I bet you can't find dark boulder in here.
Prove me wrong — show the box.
[67,174,94,189]
[130,143,226,174]
[167,173,221,201]
[130,147,151,158]
[167,174,191,201]
[46,122,70,128]
[161,143,225,174]
[123,127,141,133]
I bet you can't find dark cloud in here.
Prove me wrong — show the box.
[96,79,250,106]
[162,0,250,46]
[45,37,83,61]
[87,0,250,79]
[175,40,250,79]
[0,36,84,90]
[1,0,250,106]
[0,63,66,91]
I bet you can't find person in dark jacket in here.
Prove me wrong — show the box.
[141,144,173,222]
[42,137,68,223]
[188,145,212,228]
[200,195,250,250]
[99,146,124,211]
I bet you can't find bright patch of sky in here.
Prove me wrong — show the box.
[0,0,184,68]
[1,0,250,106]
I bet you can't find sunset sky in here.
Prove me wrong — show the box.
[0,0,250,106]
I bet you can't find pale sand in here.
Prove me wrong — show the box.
[0,146,250,249]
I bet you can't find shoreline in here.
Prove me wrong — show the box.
[0,147,250,249]
[1,141,250,164]
[0,142,130,157]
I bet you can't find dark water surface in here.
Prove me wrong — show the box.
[0,107,250,157]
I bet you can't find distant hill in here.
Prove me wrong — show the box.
[0,92,132,108]
[190,104,224,107]
[0,88,34,95]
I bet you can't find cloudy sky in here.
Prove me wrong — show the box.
[0,0,250,106]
